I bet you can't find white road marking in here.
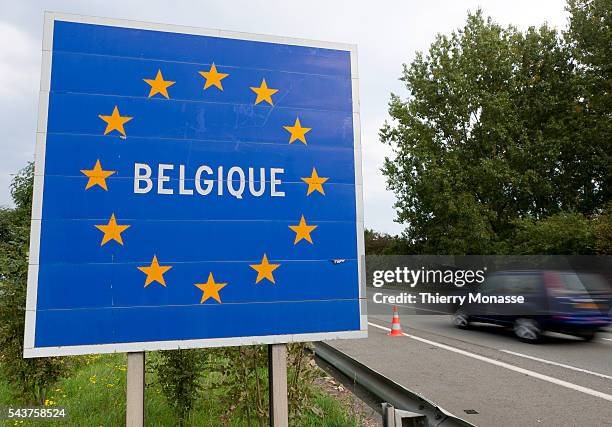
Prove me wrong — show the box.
[499,350,612,380]
[368,322,612,402]
[602,338,612,342]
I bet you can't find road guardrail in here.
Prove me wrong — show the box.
[314,342,475,427]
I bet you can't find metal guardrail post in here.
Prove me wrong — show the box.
[382,402,396,427]
[383,403,428,427]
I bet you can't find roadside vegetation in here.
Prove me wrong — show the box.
[0,351,361,426]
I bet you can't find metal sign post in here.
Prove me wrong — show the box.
[126,352,145,427]
[268,344,288,427]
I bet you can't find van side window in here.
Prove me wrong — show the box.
[504,274,541,294]
[483,275,506,293]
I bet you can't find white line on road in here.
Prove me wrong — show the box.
[499,350,612,380]
[602,338,612,342]
[368,322,612,402]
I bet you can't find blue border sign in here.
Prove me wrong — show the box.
[24,13,365,357]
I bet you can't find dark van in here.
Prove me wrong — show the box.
[452,270,612,343]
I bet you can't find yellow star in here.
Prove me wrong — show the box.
[249,253,281,284]
[283,118,311,145]
[80,159,115,191]
[137,255,173,287]
[289,215,318,244]
[301,167,329,196]
[98,106,133,136]
[94,213,130,246]
[194,272,228,303]
[198,63,229,91]
[250,79,278,105]
[143,69,175,99]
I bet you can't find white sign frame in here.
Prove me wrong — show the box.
[24,11,366,358]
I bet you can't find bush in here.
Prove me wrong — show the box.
[195,343,317,425]
[0,163,68,404]
[509,210,612,255]
[510,212,598,255]
[152,348,205,425]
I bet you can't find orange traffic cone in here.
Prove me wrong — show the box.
[388,306,404,336]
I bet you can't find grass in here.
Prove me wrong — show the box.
[300,393,362,427]
[0,353,362,426]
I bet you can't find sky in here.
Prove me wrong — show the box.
[0,0,568,235]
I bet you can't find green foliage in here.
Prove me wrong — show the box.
[381,8,610,254]
[1,352,359,426]
[287,343,318,420]
[511,212,597,254]
[364,229,408,255]
[8,162,34,213]
[152,349,205,424]
[567,0,612,67]
[594,203,612,254]
[510,207,611,255]
[0,163,68,404]
[197,344,318,426]
[565,0,612,206]
[213,345,270,425]
[151,343,319,426]
[300,392,361,427]
[165,346,263,424]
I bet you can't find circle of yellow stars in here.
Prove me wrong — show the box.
[83,63,334,305]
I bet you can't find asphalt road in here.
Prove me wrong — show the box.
[329,290,612,427]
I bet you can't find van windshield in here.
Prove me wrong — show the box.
[557,273,611,293]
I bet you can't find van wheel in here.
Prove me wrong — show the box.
[576,331,596,342]
[452,310,470,329]
[514,318,541,343]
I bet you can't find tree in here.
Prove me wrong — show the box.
[566,0,611,98]
[381,10,609,254]
[364,229,408,255]
[565,0,611,207]
[0,163,68,404]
